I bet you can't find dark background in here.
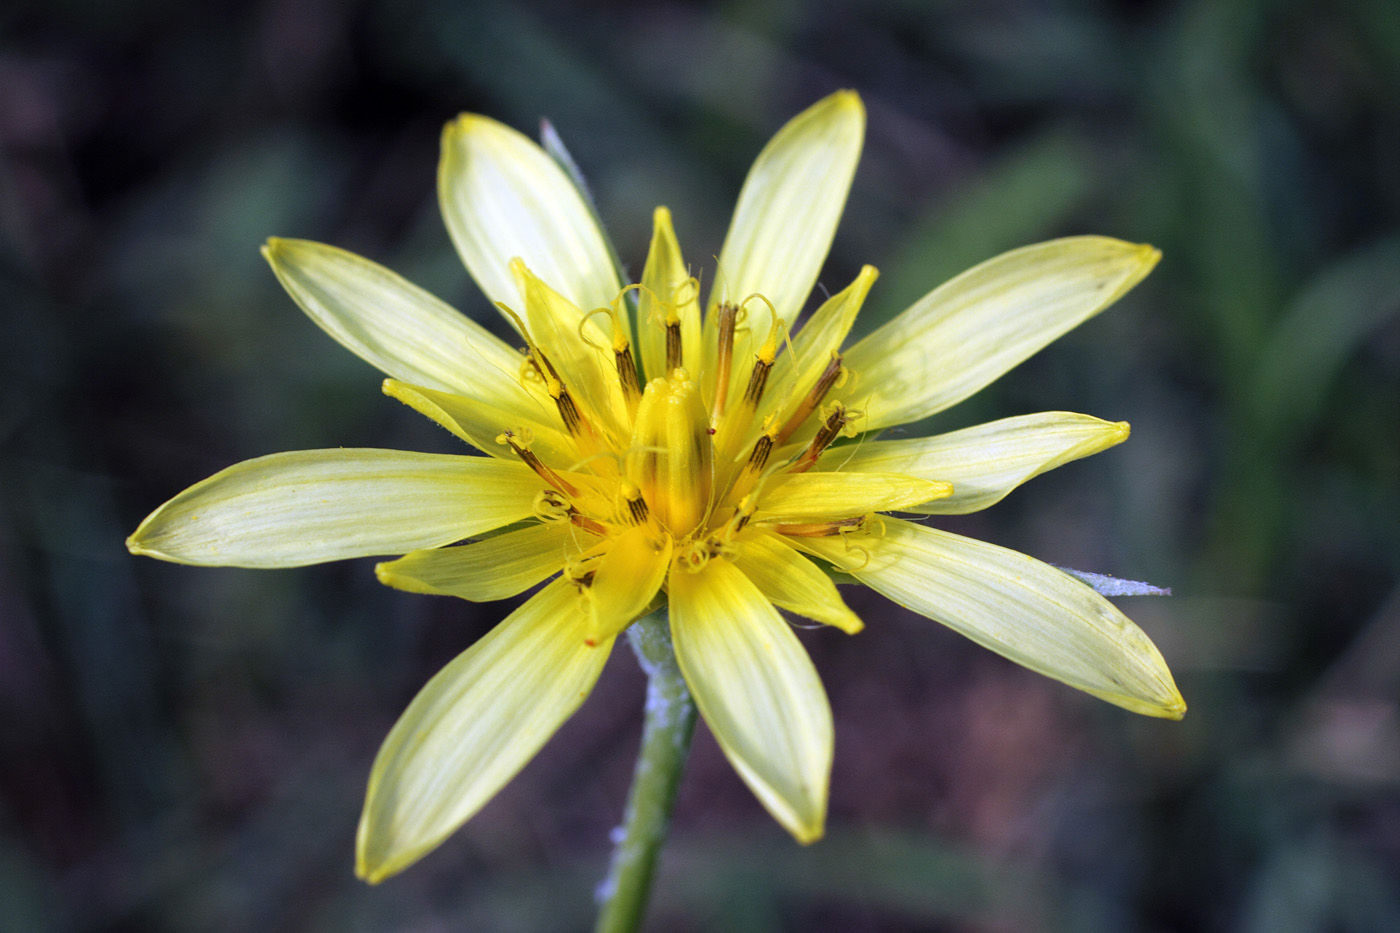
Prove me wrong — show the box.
[4,0,1399,929]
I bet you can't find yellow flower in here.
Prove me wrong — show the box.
[127,91,1184,884]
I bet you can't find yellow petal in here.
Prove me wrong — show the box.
[843,237,1160,430]
[126,450,543,568]
[356,579,610,882]
[800,519,1185,718]
[375,522,583,601]
[262,239,527,408]
[823,412,1130,514]
[712,91,865,403]
[731,531,863,633]
[753,472,951,523]
[584,526,672,644]
[638,206,702,382]
[669,558,832,842]
[439,114,622,320]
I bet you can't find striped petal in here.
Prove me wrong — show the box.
[731,531,863,633]
[262,238,528,407]
[375,522,584,601]
[800,520,1185,718]
[439,114,622,319]
[712,91,865,402]
[356,578,610,882]
[822,412,1130,514]
[669,558,832,843]
[843,237,1160,430]
[126,450,543,568]
[754,472,951,523]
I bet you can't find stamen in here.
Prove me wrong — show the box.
[745,427,777,474]
[711,302,739,419]
[621,481,651,525]
[569,510,609,538]
[789,403,854,474]
[665,321,682,373]
[742,306,782,407]
[586,289,645,405]
[728,496,757,535]
[555,388,587,436]
[773,516,867,537]
[778,353,845,443]
[499,430,579,496]
[615,345,642,404]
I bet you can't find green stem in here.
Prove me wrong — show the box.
[594,611,697,933]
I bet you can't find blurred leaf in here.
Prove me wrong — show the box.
[870,128,1095,331]
[1249,236,1400,446]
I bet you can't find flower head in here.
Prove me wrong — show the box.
[127,91,1184,883]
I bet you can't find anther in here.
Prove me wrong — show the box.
[789,403,852,474]
[621,481,651,525]
[773,516,867,537]
[778,353,845,443]
[745,428,776,474]
[711,302,739,419]
[499,430,579,496]
[665,320,682,373]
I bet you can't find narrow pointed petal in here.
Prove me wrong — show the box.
[376,522,584,601]
[713,91,865,399]
[843,237,1160,430]
[670,559,832,842]
[638,206,702,381]
[356,579,610,882]
[584,527,672,644]
[262,239,527,404]
[800,520,1185,718]
[383,379,577,465]
[439,114,622,317]
[731,531,863,633]
[126,451,543,568]
[822,412,1131,514]
[754,472,951,523]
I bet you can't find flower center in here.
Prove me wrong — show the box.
[500,281,861,558]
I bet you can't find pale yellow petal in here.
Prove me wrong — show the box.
[638,206,702,382]
[731,531,863,633]
[375,522,584,601]
[843,237,1160,430]
[439,114,622,318]
[356,579,609,882]
[584,526,672,643]
[262,238,526,405]
[800,519,1185,718]
[126,450,543,568]
[753,472,951,523]
[711,91,865,403]
[669,559,832,842]
[823,412,1130,514]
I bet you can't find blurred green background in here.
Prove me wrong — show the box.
[4,0,1399,929]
